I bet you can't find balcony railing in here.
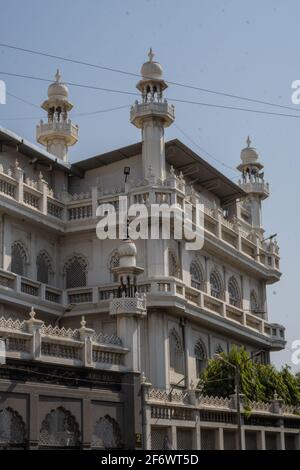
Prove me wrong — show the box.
[0,311,127,370]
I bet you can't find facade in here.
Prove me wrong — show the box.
[0,50,298,450]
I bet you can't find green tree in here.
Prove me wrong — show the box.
[200,346,300,405]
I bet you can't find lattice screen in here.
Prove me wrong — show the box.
[285,433,297,450]
[151,427,169,450]
[177,428,193,450]
[200,428,216,450]
[245,431,258,450]
[11,243,26,276]
[65,257,87,289]
[223,429,237,450]
[265,432,278,450]
[91,415,122,449]
[0,408,26,447]
[37,253,50,284]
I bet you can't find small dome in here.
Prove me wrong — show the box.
[48,69,69,100]
[140,48,163,80]
[118,239,137,258]
[240,136,259,165]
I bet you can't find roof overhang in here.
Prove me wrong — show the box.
[0,126,72,173]
[72,139,245,205]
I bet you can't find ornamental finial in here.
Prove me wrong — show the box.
[80,316,86,328]
[246,135,251,148]
[55,69,61,83]
[29,307,36,319]
[148,47,154,62]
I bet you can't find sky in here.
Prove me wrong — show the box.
[0,0,299,370]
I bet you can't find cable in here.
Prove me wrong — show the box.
[0,42,299,114]
[174,123,239,175]
[2,70,300,120]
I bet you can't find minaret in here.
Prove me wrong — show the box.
[109,239,146,372]
[36,69,78,162]
[130,49,175,181]
[237,137,269,237]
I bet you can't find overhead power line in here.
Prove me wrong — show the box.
[0,42,299,114]
[1,70,300,120]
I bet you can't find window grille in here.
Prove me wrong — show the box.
[228,276,241,307]
[37,251,52,284]
[169,328,184,375]
[201,428,216,450]
[0,408,26,448]
[210,271,222,299]
[109,253,120,282]
[11,241,27,276]
[64,256,87,288]
[223,430,237,450]
[250,290,259,313]
[190,260,203,290]
[151,427,169,450]
[194,339,207,377]
[245,431,258,450]
[265,432,278,450]
[39,407,80,448]
[91,415,122,449]
[177,429,193,450]
[285,434,297,450]
[168,250,180,278]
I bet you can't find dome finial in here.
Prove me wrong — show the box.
[148,47,154,62]
[246,135,251,148]
[55,69,61,83]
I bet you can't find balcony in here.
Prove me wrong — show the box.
[0,311,127,371]
[0,268,285,350]
[36,119,79,146]
[130,101,175,128]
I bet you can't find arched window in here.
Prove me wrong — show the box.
[36,250,52,284]
[169,328,184,375]
[210,270,222,299]
[168,250,180,278]
[92,415,122,449]
[250,290,259,314]
[64,255,87,289]
[39,407,80,448]
[11,241,27,276]
[228,276,241,308]
[0,407,26,449]
[194,340,207,377]
[109,252,120,282]
[190,260,203,290]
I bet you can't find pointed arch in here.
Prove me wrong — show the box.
[11,241,28,276]
[108,250,120,283]
[190,259,204,290]
[168,249,181,279]
[194,339,207,377]
[209,269,223,299]
[36,250,53,284]
[215,343,224,355]
[92,415,122,449]
[228,276,241,308]
[63,254,88,289]
[169,327,184,375]
[0,407,26,448]
[250,290,260,314]
[39,407,80,448]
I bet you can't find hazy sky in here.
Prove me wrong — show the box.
[0,0,299,370]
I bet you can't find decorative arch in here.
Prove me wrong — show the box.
[169,327,184,375]
[108,250,120,282]
[250,290,259,314]
[215,343,224,355]
[168,250,181,278]
[194,339,207,377]
[190,259,204,290]
[228,276,241,308]
[63,254,88,289]
[0,407,26,448]
[39,407,80,448]
[11,241,28,276]
[209,269,223,299]
[36,250,53,285]
[92,415,122,449]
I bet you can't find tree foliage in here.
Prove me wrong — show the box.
[200,346,300,405]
